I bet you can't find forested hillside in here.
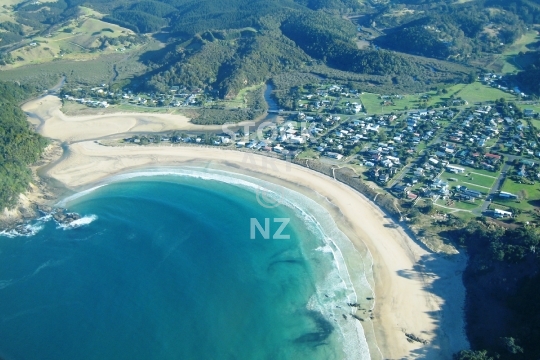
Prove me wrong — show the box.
[454,223,540,359]
[136,5,469,97]
[373,1,527,61]
[1,0,478,97]
[514,53,540,95]
[0,83,47,210]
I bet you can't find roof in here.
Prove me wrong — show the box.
[407,192,418,200]
[485,153,501,159]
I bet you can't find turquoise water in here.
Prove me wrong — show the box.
[0,169,372,360]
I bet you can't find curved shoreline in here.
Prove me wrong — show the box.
[40,141,468,359]
[14,94,469,358]
[61,167,375,359]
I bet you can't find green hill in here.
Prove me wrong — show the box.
[0,82,47,210]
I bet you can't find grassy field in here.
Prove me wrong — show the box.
[0,0,28,27]
[218,83,263,109]
[493,198,532,211]
[427,84,467,106]
[360,93,421,114]
[454,82,517,103]
[436,197,480,210]
[529,118,540,131]
[487,30,540,73]
[459,165,500,177]
[502,178,540,195]
[437,165,499,199]
[0,56,118,86]
[519,102,540,115]
[297,148,319,159]
[498,178,540,211]
[360,81,513,113]
[441,171,496,188]
[3,7,137,69]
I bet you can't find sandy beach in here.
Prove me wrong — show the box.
[22,95,247,142]
[23,96,468,358]
[43,141,468,359]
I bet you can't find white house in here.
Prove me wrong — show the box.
[446,164,465,174]
[326,152,343,160]
[493,209,512,218]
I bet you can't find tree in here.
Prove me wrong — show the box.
[467,71,477,84]
[453,350,493,360]
[517,189,529,200]
[501,337,524,354]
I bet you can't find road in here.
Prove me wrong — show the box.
[477,155,517,214]
[388,163,412,188]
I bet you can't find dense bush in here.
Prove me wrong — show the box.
[0,82,47,209]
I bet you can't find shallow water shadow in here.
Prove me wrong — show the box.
[396,252,469,359]
[294,310,334,346]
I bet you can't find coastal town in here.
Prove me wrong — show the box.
[80,75,540,227]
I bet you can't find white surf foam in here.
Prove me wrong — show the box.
[0,222,44,238]
[57,215,98,230]
[60,166,376,360]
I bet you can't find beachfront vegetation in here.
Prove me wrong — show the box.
[456,224,540,360]
[0,82,47,209]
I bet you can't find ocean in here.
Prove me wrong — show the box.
[0,168,374,360]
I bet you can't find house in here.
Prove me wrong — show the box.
[386,156,400,164]
[484,153,501,163]
[378,173,390,183]
[392,184,407,193]
[458,186,482,198]
[498,191,518,199]
[366,124,379,132]
[481,162,494,171]
[446,165,465,174]
[436,151,446,158]
[326,152,343,160]
[492,209,512,218]
[524,109,535,117]
[414,168,425,177]
[430,179,448,194]
[289,136,305,144]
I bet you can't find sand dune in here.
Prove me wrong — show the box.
[22,95,228,142]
